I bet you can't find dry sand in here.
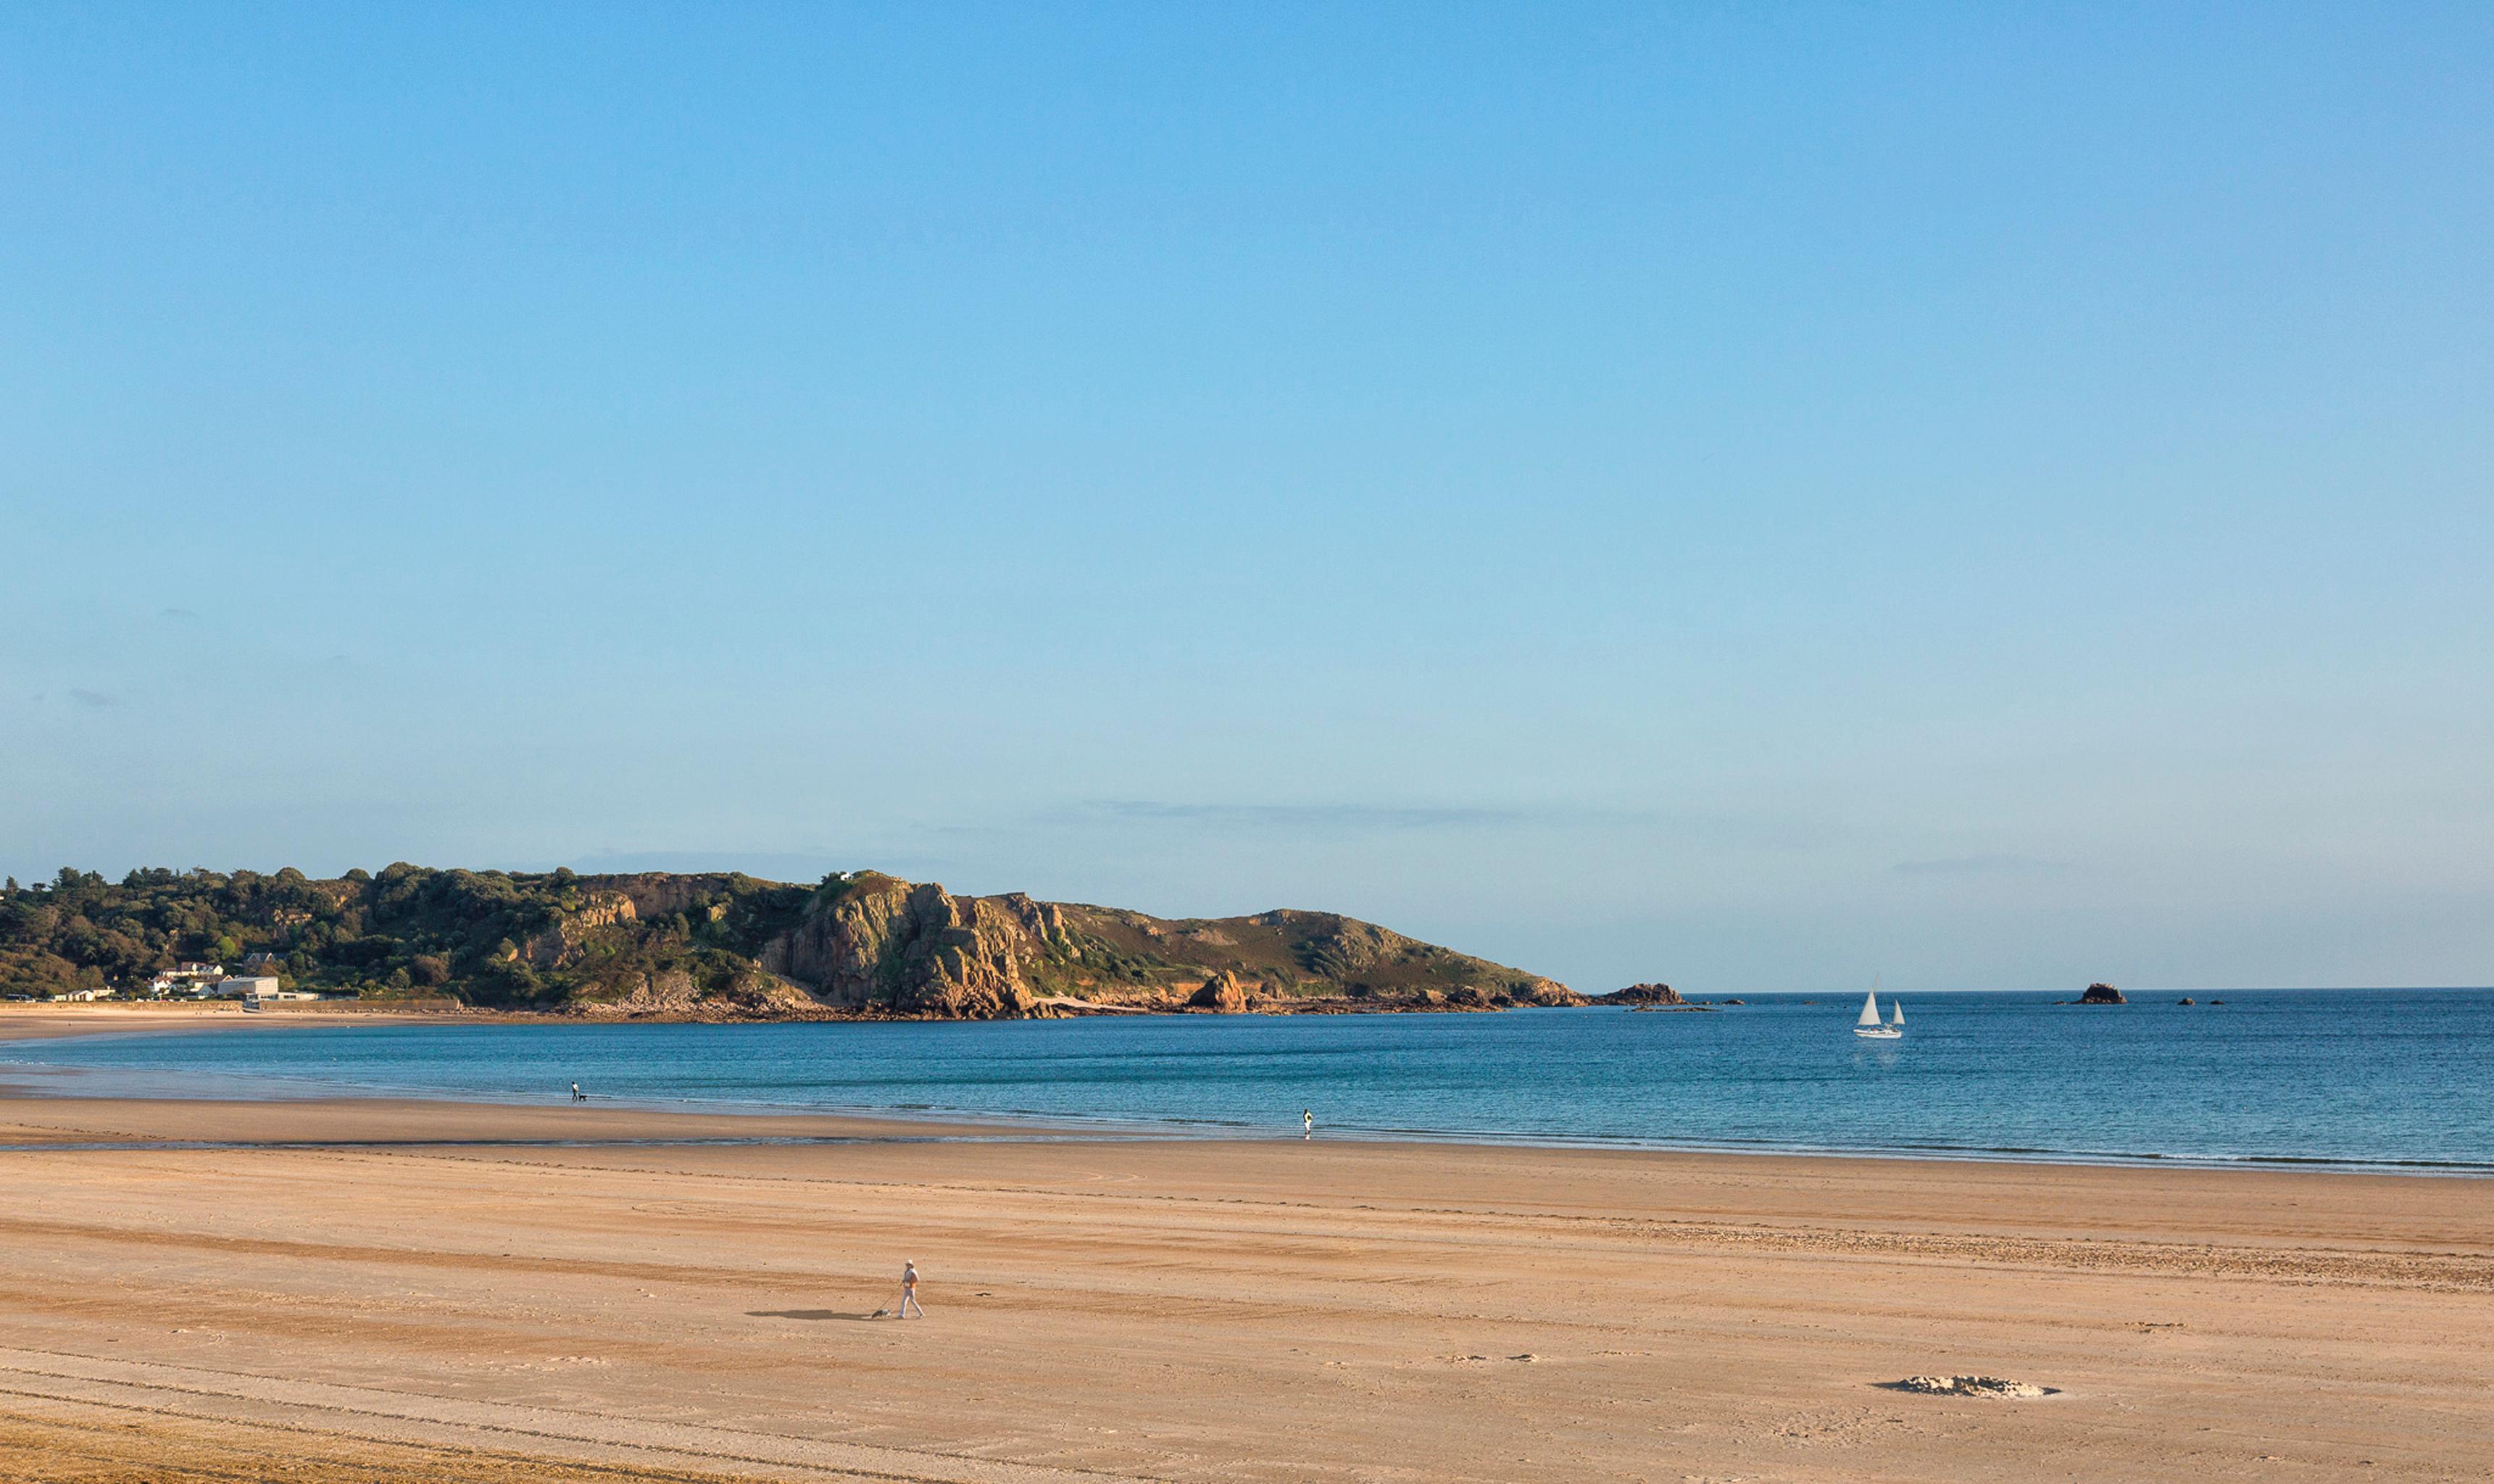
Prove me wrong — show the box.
[0,1001,532,1040]
[1,1017,2490,1481]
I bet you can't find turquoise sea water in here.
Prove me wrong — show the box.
[7,990,2490,1171]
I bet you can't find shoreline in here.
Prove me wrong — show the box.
[9,1062,2494,1178]
[6,1085,2492,1230]
[4,1004,2489,1179]
[6,1075,2494,1178]
[7,1033,2492,1183]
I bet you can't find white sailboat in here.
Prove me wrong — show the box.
[1853,986,1903,1039]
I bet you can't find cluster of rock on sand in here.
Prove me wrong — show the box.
[1896,1375,2052,1398]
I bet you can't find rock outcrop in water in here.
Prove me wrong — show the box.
[1605,983,1685,1005]
[1186,970,1252,1012]
[2079,983,2127,1004]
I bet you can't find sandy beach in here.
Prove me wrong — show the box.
[1,1016,2490,1482]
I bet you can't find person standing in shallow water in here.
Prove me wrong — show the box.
[1302,1109,1313,1141]
[898,1261,924,1318]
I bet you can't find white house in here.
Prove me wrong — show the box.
[150,963,228,997]
[212,975,282,999]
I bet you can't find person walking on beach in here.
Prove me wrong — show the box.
[1302,1109,1313,1141]
[897,1260,925,1319]
[570,1081,586,1103]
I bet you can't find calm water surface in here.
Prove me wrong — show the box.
[7,989,2490,1170]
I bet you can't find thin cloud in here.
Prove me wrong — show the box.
[1085,800,1525,830]
[1894,854,2068,877]
[67,688,117,710]
[1060,801,1845,849]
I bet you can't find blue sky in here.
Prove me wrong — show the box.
[4,4,2489,991]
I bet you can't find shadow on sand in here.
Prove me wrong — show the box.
[747,1309,885,1322]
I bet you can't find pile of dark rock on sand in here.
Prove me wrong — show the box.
[1895,1375,2052,1398]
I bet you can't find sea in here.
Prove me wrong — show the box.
[6,988,2490,1173]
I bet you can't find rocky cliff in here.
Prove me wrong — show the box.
[2,863,1576,1021]
[755,875,1067,1018]
[733,872,1577,1019]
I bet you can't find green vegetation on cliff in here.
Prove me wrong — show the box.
[0,865,1574,1017]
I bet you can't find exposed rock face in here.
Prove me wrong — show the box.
[2079,983,2127,1004]
[1506,979,1586,1006]
[580,965,820,1020]
[617,870,1572,1021]
[524,891,638,970]
[709,969,824,1017]
[577,967,698,1016]
[757,876,1066,1018]
[1608,983,1684,1005]
[1187,970,1251,1012]
[599,874,738,922]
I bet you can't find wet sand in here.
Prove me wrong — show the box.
[1,1021,2490,1480]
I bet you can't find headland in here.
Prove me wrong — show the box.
[5,866,1580,1020]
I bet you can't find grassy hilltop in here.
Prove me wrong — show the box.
[0,866,1577,1017]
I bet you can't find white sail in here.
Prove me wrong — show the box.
[1856,990,1881,1027]
[1889,999,1905,1027]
